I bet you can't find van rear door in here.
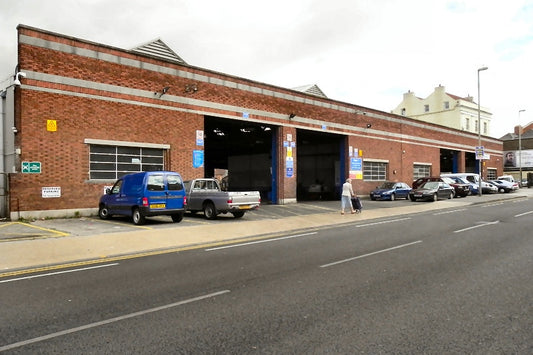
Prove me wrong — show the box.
[165,173,185,210]
[145,173,168,210]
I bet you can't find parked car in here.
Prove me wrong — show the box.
[482,181,499,194]
[447,176,479,195]
[184,178,261,219]
[369,182,411,201]
[98,171,186,225]
[413,176,469,197]
[488,179,518,193]
[497,175,516,184]
[440,173,480,186]
[409,181,455,202]
[440,176,471,197]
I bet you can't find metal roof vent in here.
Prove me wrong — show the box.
[131,39,187,64]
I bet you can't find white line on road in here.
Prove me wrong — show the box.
[355,217,411,228]
[515,210,533,218]
[453,220,500,233]
[320,240,422,268]
[433,209,467,215]
[205,232,318,251]
[0,290,231,352]
[0,263,119,284]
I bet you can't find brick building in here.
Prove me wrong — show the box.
[0,25,504,219]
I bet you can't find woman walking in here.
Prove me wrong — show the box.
[341,178,356,215]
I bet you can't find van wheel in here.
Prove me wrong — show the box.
[132,208,146,225]
[203,202,217,220]
[232,211,245,218]
[171,212,183,223]
[98,204,110,220]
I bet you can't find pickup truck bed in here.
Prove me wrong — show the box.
[184,178,261,219]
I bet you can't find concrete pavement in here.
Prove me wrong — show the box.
[1,189,531,276]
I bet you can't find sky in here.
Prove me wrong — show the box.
[1,0,532,139]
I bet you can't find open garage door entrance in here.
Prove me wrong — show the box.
[204,116,276,203]
[297,129,344,201]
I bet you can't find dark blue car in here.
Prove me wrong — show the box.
[369,182,412,201]
[98,171,186,225]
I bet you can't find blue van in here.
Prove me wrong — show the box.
[98,171,186,225]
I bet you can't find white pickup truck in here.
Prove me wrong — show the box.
[183,178,261,219]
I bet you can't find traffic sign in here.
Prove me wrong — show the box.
[475,146,484,160]
[21,161,41,173]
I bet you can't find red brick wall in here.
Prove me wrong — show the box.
[9,26,504,215]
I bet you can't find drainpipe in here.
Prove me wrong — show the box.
[0,88,7,218]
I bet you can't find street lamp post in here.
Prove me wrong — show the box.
[519,109,525,185]
[477,66,488,197]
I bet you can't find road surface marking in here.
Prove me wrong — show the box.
[515,210,533,218]
[355,217,411,228]
[433,209,467,215]
[320,240,422,268]
[453,220,500,233]
[0,263,119,284]
[205,232,318,251]
[0,290,230,352]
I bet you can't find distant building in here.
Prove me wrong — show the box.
[392,85,492,136]
[500,122,533,183]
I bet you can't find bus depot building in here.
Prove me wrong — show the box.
[0,25,504,219]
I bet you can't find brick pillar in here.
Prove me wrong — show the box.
[457,151,466,173]
[277,126,297,204]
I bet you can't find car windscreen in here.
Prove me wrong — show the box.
[379,182,395,189]
[421,181,439,189]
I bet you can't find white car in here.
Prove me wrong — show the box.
[481,181,498,194]
[489,180,518,193]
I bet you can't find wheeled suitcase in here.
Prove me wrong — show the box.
[351,196,362,212]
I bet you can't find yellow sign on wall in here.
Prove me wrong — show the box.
[47,120,57,132]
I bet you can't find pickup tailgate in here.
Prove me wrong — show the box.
[227,191,261,209]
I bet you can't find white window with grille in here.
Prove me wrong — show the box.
[85,139,169,180]
[413,163,432,179]
[363,160,388,181]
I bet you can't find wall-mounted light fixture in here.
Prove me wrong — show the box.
[154,86,170,97]
[289,113,296,119]
[185,83,198,93]
[13,72,26,86]
[366,123,372,128]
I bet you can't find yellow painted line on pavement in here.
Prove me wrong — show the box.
[93,218,153,229]
[0,222,70,242]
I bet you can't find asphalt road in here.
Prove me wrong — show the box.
[1,198,532,353]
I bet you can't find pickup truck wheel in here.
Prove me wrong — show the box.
[203,202,217,220]
[171,212,183,223]
[98,204,110,220]
[132,208,146,225]
[232,211,245,218]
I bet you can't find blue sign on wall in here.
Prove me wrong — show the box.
[351,158,362,171]
[193,150,204,168]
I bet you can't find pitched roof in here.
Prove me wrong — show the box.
[292,84,327,98]
[131,39,187,64]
